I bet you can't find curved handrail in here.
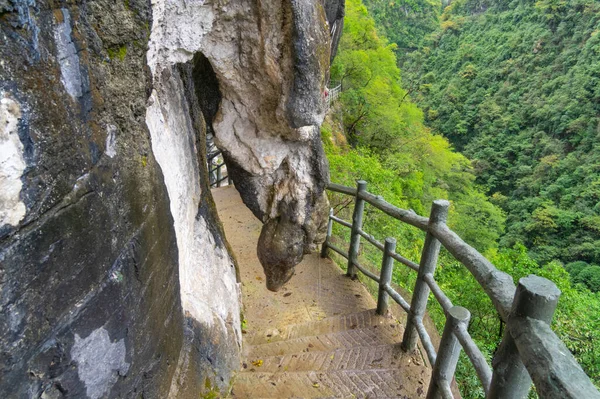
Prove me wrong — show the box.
[323,180,599,399]
[350,187,515,320]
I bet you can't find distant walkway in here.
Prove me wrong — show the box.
[213,186,431,398]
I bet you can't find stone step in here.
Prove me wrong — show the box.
[240,266,377,334]
[242,343,427,374]
[231,368,429,399]
[246,309,390,346]
[244,319,405,358]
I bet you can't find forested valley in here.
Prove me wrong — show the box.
[323,0,600,395]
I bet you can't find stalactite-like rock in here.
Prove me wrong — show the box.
[149,0,344,291]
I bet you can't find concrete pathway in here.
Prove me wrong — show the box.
[213,186,431,398]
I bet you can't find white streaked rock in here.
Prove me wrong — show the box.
[0,94,26,227]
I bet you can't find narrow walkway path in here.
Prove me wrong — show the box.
[213,186,430,398]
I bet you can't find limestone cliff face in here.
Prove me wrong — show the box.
[0,0,342,397]
[0,0,183,397]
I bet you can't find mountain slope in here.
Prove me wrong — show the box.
[396,0,600,268]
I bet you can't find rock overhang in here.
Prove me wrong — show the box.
[148,0,344,291]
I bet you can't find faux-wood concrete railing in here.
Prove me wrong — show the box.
[326,83,342,109]
[323,180,600,399]
[207,150,231,188]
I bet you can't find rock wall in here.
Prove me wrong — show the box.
[0,0,184,397]
[1,0,343,397]
[145,57,242,397]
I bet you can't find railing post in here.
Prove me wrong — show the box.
[216,164,222,188]
[377,238,397,315]
[489,275,561,399]
[427,306,471,399]
[402,200,450,352]
[347,180,367,277]
[320,208,334,259]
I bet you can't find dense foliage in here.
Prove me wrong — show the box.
[327,0,504,252]
[395,0,600,274]
[362,0,441,55]
[324,0,600,395]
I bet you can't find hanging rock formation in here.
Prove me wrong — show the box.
[148,0,343,292]
[1,0,342,397]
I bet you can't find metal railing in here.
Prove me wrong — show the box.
[322,180,600,399]
[207,150,231,188]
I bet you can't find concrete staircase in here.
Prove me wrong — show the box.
[213,186,430,398]
[233,310,429,398]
